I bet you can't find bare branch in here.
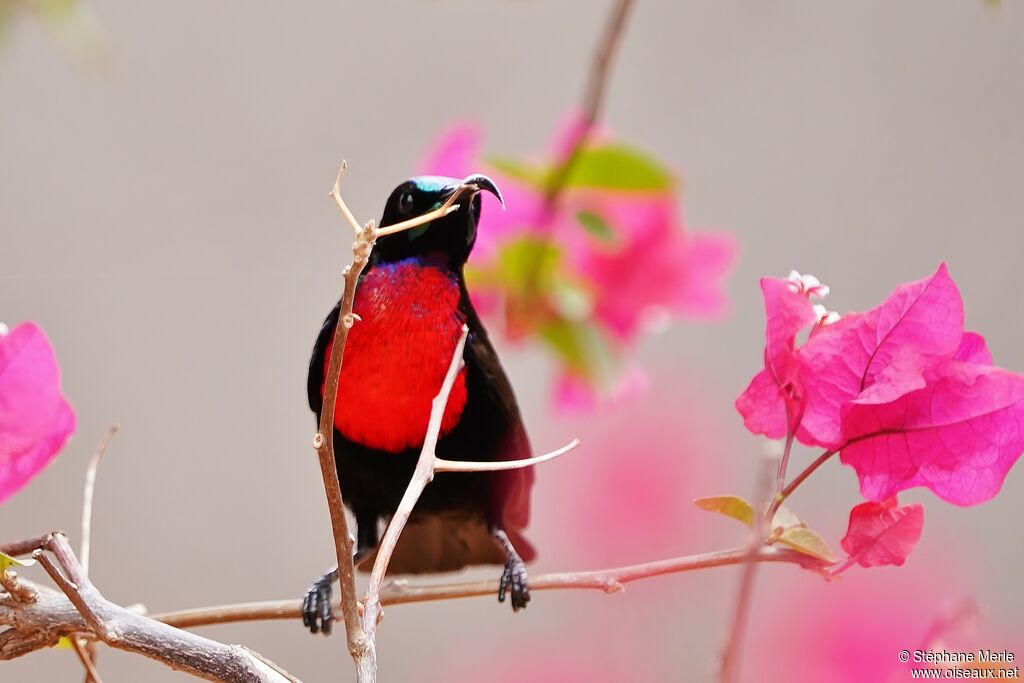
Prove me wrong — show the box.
[81,425,119,576]
[313,219,375,665]
[149,546,826,630]
[1,534,299,682]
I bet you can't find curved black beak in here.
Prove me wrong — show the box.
[461,173,505,210]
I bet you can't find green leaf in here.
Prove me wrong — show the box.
[0,550,35,572]
[694,495,755,527]
[576,210,618,244]
[566,144,675,191]
[485,156,551,190]
[54,637,74,650]
[539,319,615,380]
[496,237,562,294]
[776,527,839,564]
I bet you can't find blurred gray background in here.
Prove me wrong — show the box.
[2,1,1022,680]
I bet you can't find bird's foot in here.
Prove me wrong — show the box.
[302,574,335,636]
[497,556,531,611]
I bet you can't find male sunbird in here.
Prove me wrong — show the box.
[301,175,536,635]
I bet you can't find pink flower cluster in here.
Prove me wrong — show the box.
[0,322,76,505]
[420,115,734,410]
[738,264,1024,506]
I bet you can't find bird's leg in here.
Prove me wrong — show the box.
[491,527,531,611]
[302,511,378,636]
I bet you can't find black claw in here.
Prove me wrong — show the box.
[301,591,312,629]
[498,559,530,612]
[319,583,333,635]
[302,576,335,636]
[498,565,510,603]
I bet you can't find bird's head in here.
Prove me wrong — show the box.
[372,174,504,267]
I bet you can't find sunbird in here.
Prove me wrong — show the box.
[301,175,536,635]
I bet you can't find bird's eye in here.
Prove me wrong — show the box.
[398,192,415,216]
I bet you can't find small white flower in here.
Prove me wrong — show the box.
[812,304,841,326]
[786,270,831,299]
[0,322,8,336]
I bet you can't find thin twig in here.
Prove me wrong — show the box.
[767,449,837,521]
[1,534,55,558]
[70,636,105,683]
[773,406,797,497]
[82,640,100,683]
[375,190,463,237]
[81,425,119,576]
[329,162,362,235]
[543,0,636,208]
[434,438,579,472]
[149,545,825,629]
[719,454,777,683]
[524,0,636,288]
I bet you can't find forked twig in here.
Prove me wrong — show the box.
[329,161,362,235]
[1,534,298,682]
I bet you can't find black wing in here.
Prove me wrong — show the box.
[307,302,340,419]
[456,283,535,534]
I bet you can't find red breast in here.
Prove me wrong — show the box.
[322,259,468,453]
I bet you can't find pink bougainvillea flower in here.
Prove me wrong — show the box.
[838,496,925,570]
[420,114,735,411]
[798,264,963,448]
[0,322,76,504]
[737,262,1024,507]
[841,361,1024,505]
[954,331,992,365]
[735,275,820,438]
